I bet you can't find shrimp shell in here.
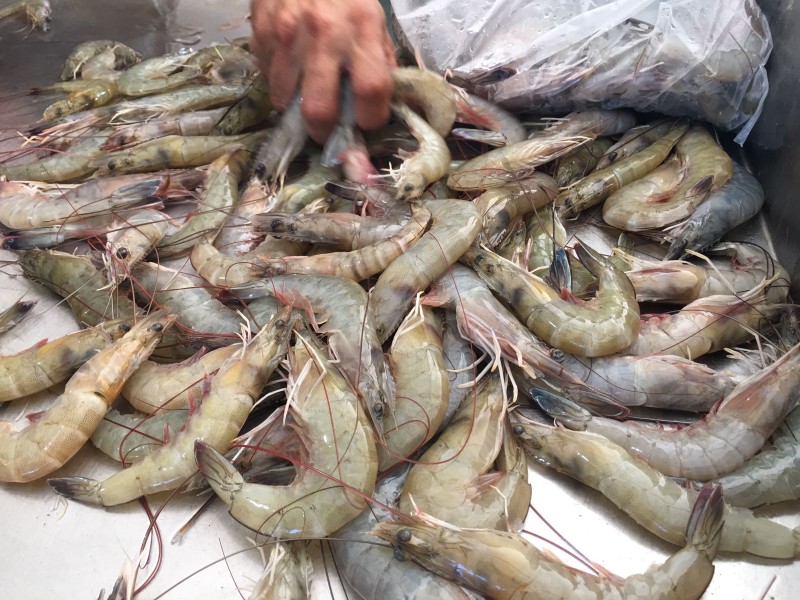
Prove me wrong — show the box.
[90,407,188,463]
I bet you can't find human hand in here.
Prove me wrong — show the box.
[250,0,396,143]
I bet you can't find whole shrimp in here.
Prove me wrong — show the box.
[391,67,458,137]
[90,407,188,463]
[474,173,558,246]
[665,163,765,260]
[48,308,293,505]
[544,342,800,481]
[0,319,130,403]
[371,199,480,343]
[331,467,474,600]
[462,242,640,357]
[234,275,392,435]
[374,483,724,600]
[603,126,733,231]
[554,121,688,218]
[0,311,173,483]
[121,344,240,413]
[399,374,531,531]
[0,0,51,31]
[713,408,800,508]
[194,326,377,538]
[390,102,451,201]
[515,419,800,559]
[378,304,449,471]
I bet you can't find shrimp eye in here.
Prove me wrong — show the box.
[151,323,164,332]
[403,183,414,192]
[550,348,565,362]
[393,548,406,561]
[107,160,117,170]
[275,319,286,329]
[512,424,525,436]
[116,247,129,259]
[270,219,284,231]
[372,402,384,419]
[396,528,412,543]
[121,323,132,332]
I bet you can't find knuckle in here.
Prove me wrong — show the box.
[274,11,298,44]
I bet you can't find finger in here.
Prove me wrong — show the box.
[349,31,393,131]
[264,5,303,110]
[301,40,343,143]
[268,45,302,111]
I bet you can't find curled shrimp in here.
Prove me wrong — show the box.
[544,342,800,481]
[603,125,734,231]
[195,326,377,538]
[391,67,458,137]
[0,311,174,483]
[375,482,724,600]
[371,199,480,343]
[515,419,800,559]
[0,319,130,403]
[389,101,451,201]
[463,242,640,357]
[48,308,294,506]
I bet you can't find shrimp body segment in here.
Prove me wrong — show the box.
[0,311,173,483]
[195,329,378,538]
[48,309,293,505]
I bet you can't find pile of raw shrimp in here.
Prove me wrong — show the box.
[1,36,799,600]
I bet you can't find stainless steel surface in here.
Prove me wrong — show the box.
[1,1,799,599]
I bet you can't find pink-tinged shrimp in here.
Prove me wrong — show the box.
[372,199,480,343]
[194,327,377,538]
[392,67,458,137]
[462,242,640,357]
[374,483,724,600]
[0,311,174,483]
[48,308,293,505]
[547,342,800,481]
[452,92,526,146]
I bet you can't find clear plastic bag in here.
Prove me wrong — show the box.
[392,0,772,143]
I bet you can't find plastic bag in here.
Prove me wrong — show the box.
[392,0,772,143]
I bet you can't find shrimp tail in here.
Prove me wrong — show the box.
[48,476,104,505]
[686,483,725,558]
[547,248,572,293]
[194,439,244,495]
[573,239,605,276]
[530,387,593,429]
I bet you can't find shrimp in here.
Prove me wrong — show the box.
[474,173,558,246]
[623,242,789,305]
[0,0,51,31]
[390,102,451,201]
[60,40,140,80]
[106,209,177,284]
[463,242,640,357]
[48,308,293,505]
[156,147,252,257]
[526,204,567,274]
[0,299,35,336]
[553,138,613,188]
[121,344,240,413]
[274,153,340,213]
[194,326,377,538]
[131,262,246,341]
[42,80,118,121]
[0,311,173,483]
[378,304,449,471]
[250,542,311,600]
[0,319,130,403]
[374,482,723,600]
[253,203,431,282]
[665,163,765,260]
[391,67,458,137]
[80,44,141,81]
[104,107,228,150]
[399,374,531,530]
[19,249,139,325]
[515,419,800,559]
[97,132,265,176]
[254,95,307,184]
[546,342,800,481]
[371,199,480,343]
[331,467,474,600]
[0,173,169,230]
[235,275,392,434]
[603,126,734,231]
[713,408,800,508]
[452,92,526,146]
[1,128,112,183]
[495,218,528,266]
[554,122,688,218]
[90,407,188,463]
[111,84,249,123]
[116,53,204,97]
[214,74,272,136]
[441,309,475,426]
[595,119,676,170]
[625,279,780,360]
